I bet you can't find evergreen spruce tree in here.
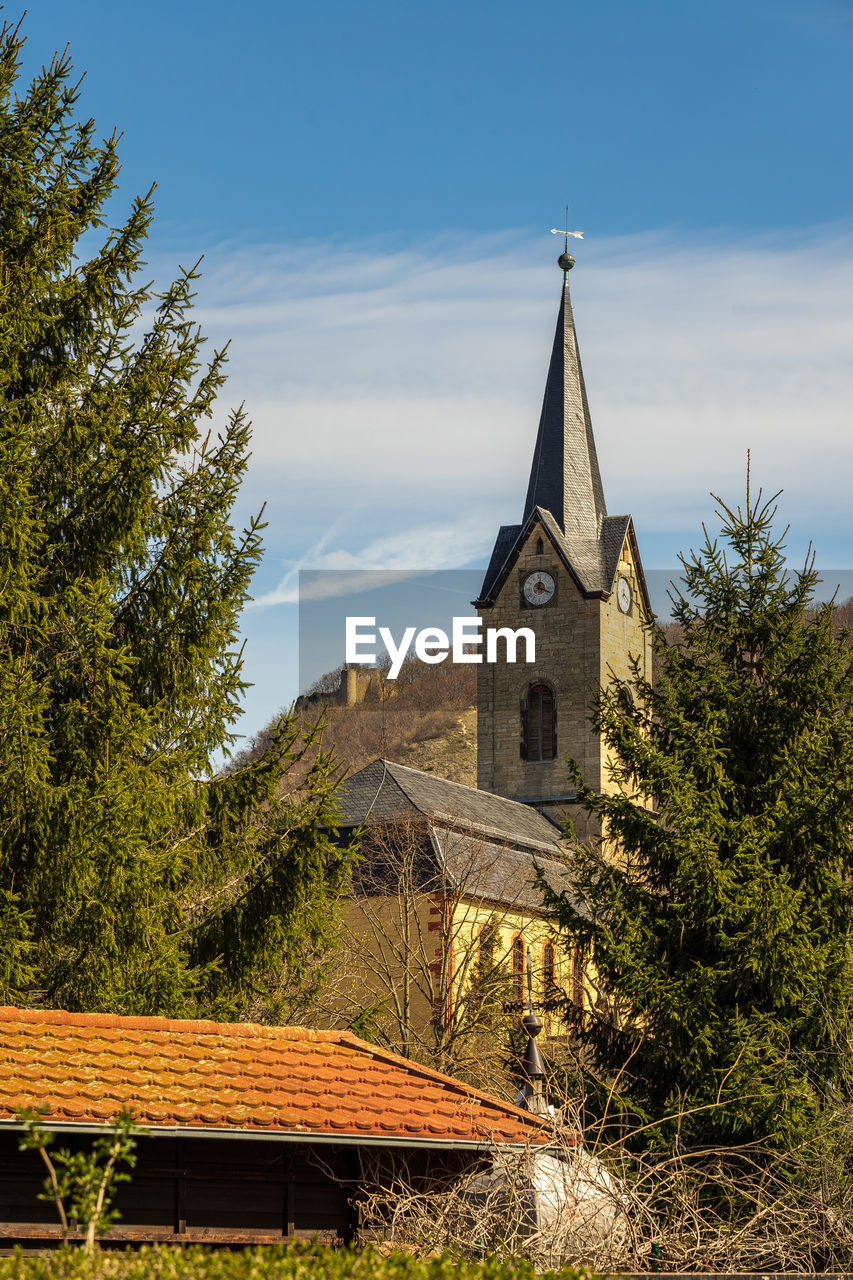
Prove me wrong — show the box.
[549,476,853,1148]
[0,22,349,1016]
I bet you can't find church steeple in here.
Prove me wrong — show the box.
[475,237,652,817]
[476,250,629,605]
[522,261,607,541]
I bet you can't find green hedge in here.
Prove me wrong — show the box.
[0,1244,601,1280]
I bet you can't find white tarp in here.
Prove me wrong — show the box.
[463,1144,629,1265]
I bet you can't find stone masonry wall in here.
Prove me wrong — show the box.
[477,522,651,841]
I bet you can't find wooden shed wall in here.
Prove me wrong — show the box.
[0,1131,474,1250]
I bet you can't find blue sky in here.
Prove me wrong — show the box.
[21,0,853,240]
[20,1,853,755]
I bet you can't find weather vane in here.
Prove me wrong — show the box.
[548,204,581,270]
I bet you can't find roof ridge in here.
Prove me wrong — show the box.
[341,758,418,816]
[382,758,473,791]
[429,812,561,854]
[431,821,566,860]
[0,1006,347,1042]
[336,1031,548,1129]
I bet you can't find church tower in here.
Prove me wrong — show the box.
[475,248,651,832]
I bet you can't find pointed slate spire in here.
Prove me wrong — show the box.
[522,262,607,540]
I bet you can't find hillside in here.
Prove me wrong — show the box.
[233,657,478,788]
[399,705,477,786]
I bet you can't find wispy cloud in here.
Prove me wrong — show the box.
[185,224,853,565]
[160,224,853,736]
[251,515,495,607]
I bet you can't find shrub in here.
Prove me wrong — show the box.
[0,1243,600,1280]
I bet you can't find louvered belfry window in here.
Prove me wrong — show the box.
[523,682,556,761]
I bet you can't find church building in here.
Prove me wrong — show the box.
[335,244,651,1050]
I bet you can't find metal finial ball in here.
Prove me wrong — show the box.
[522,1011,543,1038]
[558,253,575,271]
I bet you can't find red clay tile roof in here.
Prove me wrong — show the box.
[0,1007,547,1148]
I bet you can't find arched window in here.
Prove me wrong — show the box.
[536,536,544,555]
[543,942,556,1004]
[476,921,498,983]
[572,947,585,1008]
[511,935,525,1008]
[522,683,556,761]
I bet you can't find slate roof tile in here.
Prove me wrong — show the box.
[337,760,576,914]
[339,759,563,854]
[522,274,606,542]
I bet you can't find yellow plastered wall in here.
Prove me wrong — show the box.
[448,896,586,1037]
[324,886,587,1046]
[325,892,443,1042]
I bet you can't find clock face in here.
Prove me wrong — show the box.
[617,575,632,614]
[523,571,555,606]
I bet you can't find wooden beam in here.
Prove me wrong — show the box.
[284,1151,296,1238]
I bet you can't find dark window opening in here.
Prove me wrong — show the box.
[536,537,544,555]
[512,935,525,1007]
[572,947,585,1007]
[543,942,556,1003]
[522,683,556,761]
[476,921,498,983]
